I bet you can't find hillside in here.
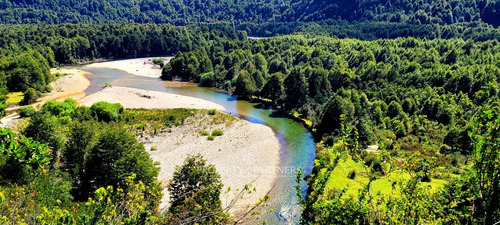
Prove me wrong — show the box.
[1,0,499,29]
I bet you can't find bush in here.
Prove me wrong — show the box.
[90,101,124,122]
[348,170,356,179]
[21,88,38,105]
[152,58,164,68]
[18,106,36,117]
[199,130,210,136]
[151,146,158,151]
[363,153,383,172]
[207,135,215,140]
[211,129,224,136]
[41,99,77,117]
[208,109,217,115]
[104,82,112,88]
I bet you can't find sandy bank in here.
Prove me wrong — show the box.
[143,115,280,216]
[78,86,224,110]
[2,68,90,127]
[43,68,91,103]
[84,57,172,78]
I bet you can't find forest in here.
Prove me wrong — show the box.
[1,0,499,27]
[0,0,499,223]
[1,0,500,38]
[161,33,500,223]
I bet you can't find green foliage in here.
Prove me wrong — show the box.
[17,105,36,118]
[80,174,162,224]
[207,135,215,141]
[152,58,164,68]
[0,0,499,39]
[41,98,77,118]
[168,154,227,224]
[464,109,500,223]
[0,127,52,173]
[234,70,257,98]
[82,126,159,199]
[211,129,224,137]
[199,130,210,136]
[29,170,73,206]
[62,121,97,200]
[104,82,112,88]
[21,87,38,105]
[207,109,217,116]
[90,101,124,122]
[23,111,65,153]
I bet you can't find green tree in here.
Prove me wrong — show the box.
[62,121,97,200]
[168,154,227,224]
[316,95,355,135]
[234,70,257,98]
[284,69,309,109]
[23,111,64,154]
[260,72,284,105]
[467,109,500,224]
[82,126,158,199]
[21,87,38,105]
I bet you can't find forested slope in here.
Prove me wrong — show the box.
[1,0,499,29]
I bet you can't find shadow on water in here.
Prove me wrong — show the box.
[83,68,316,224]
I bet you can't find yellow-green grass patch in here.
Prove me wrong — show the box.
[324,156,450,202]
[6,92,23,105]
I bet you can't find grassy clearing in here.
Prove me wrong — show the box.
[6,92,23,105]
[121,108,236,137]
[324,156,449,201]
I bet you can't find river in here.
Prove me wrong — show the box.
[83,67,316,224]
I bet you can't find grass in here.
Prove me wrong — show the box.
[120,108,236,137]
[324,156,449,201]
[207,135,215,140]
[6,92,24,105]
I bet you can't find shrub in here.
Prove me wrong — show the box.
[208,109,217,115]
[152,58,164,68]
[348,170,356,179]
[18,106,36,117]
[41,99,77,117]
[90,101,124,122]
[211,129,224,136]
[207,135,215,140]
[199,130,210,136]
[104,82,112,88]
[151,146,158,151]
[363,153,383,172]
[21,88,38,105]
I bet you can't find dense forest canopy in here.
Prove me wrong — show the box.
[1,0,499,35]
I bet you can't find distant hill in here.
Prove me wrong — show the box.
[0,0,499,38]
[294,0,500,27]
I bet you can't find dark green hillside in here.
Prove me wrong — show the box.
[1,0,499,33]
